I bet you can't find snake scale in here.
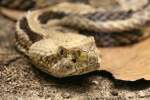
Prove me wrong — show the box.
[0,0,150,77]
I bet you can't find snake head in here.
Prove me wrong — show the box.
[28,38,101,78]
[51,46,100,77]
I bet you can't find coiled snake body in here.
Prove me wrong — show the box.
[0,0,150,77]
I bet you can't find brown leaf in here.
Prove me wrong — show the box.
[100,36,150,81]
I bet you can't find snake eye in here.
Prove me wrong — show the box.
[58,47,67,57]
[71,58,77,63]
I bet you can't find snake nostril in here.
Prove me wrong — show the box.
[60,49,64,55]
[72,58,77,63]
[58,47,67,57]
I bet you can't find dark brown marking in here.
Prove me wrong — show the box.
[19,17,43,42]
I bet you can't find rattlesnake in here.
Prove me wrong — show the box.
[0,0,150,77]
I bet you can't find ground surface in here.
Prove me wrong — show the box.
[1,1,150,100]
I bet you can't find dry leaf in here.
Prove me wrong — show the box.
[100,35,150,81]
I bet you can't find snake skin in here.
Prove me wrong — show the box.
[16,6,101,77]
